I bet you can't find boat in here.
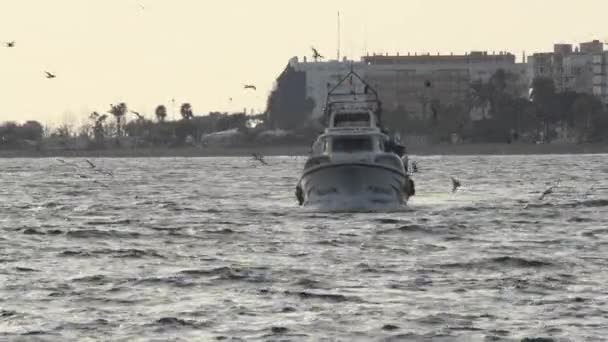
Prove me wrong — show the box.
[295,68,415,211]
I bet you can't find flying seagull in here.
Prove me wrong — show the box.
[57,158,80,168]
[451,177,461,193]
[45,71,56,79]
[5,41,15,48]
[130,110,144,120]
[244,85,256,91]
[538,186,554,201]
[252,153,268,166]
[85,159,96,169]
[311,47,324,60]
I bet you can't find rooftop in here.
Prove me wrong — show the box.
[362,51,516,65]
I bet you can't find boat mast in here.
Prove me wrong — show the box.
[337,11,341,61]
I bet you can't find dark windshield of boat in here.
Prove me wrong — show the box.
[333,113,370,127]
[332,136,373,153]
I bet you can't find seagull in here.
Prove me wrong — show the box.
[45,71,56,79]
[85,159,96,169]
[410,160,418,173]
[244,85,256,91]
[5,41,15,48]
[311,47,324,60]
[252,153,268,166]
[451,177,461,193]
[538,186,554,201]
[130,110,144,120]
[57,159,80,168]
[583,184,595,198]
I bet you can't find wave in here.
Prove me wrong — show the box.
[441,256,554,270]
[179,266,271,283]
[23,228,63,235]
[85,219,135,226]
[150,317,210,330]
[1,310,18,318]
[291,278,328,289]
[59,248,164,259]
[565,199,608,208]
[378,224,428,234]
[66,229,142,239]
[284,290,362,303]
[71,274,116,285]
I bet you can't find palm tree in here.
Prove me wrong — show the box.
[155,105,167,122]
[109,103,128,137]
[180,103,194,120]
[89,111,108,144]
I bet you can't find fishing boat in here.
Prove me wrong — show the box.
[295,69,415,211]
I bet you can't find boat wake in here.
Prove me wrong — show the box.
[303,195,410,213]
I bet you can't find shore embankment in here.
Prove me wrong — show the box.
[1,143,607,158]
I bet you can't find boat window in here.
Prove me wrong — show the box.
[333,113,370,127]
[312,137,327,154]
[332,136,373,153]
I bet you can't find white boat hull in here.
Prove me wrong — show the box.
[298,162,411,211]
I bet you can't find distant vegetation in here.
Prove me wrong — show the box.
[383,70,608,144]
[0,102,309,151]
[2,69,608,152]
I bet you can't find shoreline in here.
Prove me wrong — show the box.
[1,143,607,158]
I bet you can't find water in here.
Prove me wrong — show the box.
[1,155,607,341]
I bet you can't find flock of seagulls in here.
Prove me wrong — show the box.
[3,40,57,79]
[239,47,324,97]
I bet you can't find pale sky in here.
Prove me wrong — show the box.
[0,0,606,125]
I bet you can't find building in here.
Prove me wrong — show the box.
[287,56,366,120]
[287,51,528,121]
[528,40,608,103]
[272,40,608,129]
[361,51,527,119]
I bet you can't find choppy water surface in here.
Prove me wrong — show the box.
[1,155,607,341]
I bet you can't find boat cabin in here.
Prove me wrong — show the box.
[312,131,386,155]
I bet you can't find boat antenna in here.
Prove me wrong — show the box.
[337,11,341,61]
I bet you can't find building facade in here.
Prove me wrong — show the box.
[277,40,608,128]
[528,40,608,103]
[288,51,528,121]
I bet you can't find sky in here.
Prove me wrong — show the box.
[0,0,607,126]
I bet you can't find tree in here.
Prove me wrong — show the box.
[53,124,71,138]
[0,122,19,146]
[20,121,44,141]
[180,103,194,120]
[109,102,128,137]
[89,112,108,146]
[155,105,167,122]
[530,77,558,141]
[572,94,604,142]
